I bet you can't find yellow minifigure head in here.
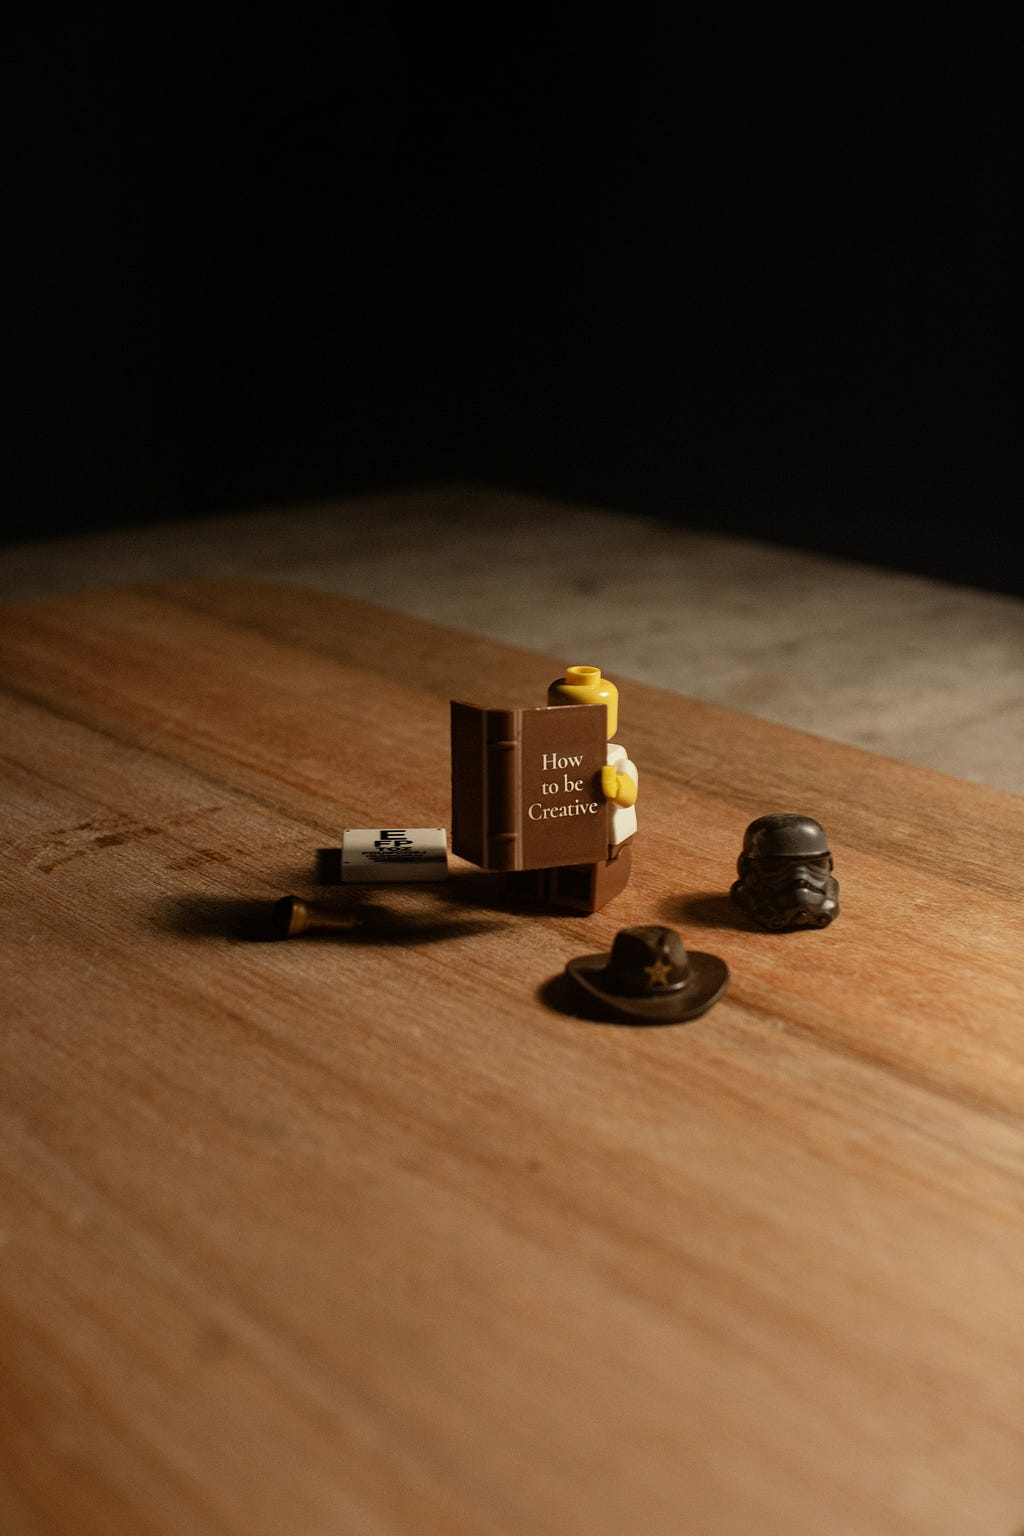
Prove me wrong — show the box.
[547,664,618,739]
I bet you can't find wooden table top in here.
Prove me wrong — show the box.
[1,580,1022,1536]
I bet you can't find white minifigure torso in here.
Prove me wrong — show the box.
[606,740,638,845]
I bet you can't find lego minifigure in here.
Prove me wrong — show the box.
[544,665,637,911]
[565,924,728,1023]
[730,813,839,929]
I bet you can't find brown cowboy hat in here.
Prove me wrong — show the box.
[566,925,728,1024]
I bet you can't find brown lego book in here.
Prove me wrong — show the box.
[451,700,609,871]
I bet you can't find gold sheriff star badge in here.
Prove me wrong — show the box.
[644,956,673,988]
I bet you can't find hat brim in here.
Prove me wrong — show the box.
[565,950,729,1023]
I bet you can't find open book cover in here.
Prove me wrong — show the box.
[450,700,609,871]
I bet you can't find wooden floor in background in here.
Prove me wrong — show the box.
[4,484,1023,795]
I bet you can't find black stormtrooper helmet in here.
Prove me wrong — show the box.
[730,813,839,930]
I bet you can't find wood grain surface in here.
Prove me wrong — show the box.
[1,581,1022,1536]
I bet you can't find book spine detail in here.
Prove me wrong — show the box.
[484,710,521,870]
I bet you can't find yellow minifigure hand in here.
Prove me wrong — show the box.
[614,772,638,808]
[601,766,638,806]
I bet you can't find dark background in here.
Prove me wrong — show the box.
[6,16,1018,592]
